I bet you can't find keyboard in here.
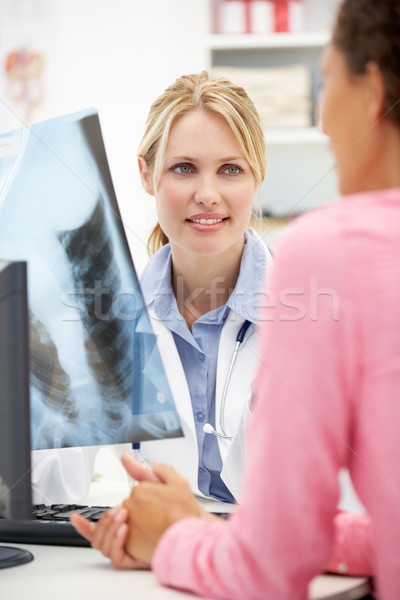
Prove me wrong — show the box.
[0,504,231,547]
[0,504,111,547]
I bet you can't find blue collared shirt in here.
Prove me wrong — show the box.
[140,228,269,502]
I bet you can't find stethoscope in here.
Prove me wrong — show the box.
[203,319,252,440]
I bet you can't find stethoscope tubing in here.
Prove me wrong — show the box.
[203,319,252,440]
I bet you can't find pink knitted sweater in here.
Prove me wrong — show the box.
[152,189,400,599]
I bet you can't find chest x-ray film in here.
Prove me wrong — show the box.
[0,109,182,449]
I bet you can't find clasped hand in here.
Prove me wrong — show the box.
[70,453,210,568]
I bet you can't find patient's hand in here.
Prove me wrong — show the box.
[70,506,148,569]
[70,453,161,569]
[122,461,217,563]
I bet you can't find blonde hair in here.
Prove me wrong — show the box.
[139,71,266,255]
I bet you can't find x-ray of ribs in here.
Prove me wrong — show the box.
[29,310,79,447]
[58,198,135,428]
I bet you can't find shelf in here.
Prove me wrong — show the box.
[205,1,339,216]
[206,31,330,50]
[264,127,328,145]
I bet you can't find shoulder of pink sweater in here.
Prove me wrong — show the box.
[271,204,347,275]
[325,510,374,576]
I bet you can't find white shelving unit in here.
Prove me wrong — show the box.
[204,0,339,216]
[264,126,327,145]
[205,31,330,50]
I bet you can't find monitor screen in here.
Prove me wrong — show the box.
[0,109,182,450]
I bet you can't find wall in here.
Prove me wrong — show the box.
[0,0,207,272]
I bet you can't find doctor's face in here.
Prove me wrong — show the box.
[148,110,256,260]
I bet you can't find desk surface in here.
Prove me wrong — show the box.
[0,542,370,600]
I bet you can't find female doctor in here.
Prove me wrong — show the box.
[31,71,271,506]
[132,71,272,503]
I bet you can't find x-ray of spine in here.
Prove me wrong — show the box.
[0,109,182,449]
[58,199,135,434]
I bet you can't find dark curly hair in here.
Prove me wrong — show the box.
[332,0,400,127]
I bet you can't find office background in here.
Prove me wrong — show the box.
[0,0,340,272]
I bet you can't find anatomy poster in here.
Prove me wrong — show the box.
[0,0,54,132]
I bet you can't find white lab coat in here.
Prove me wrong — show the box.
[138,308,260,501]
[31,446,97,504]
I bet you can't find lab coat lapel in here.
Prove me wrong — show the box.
[147,307,196,434]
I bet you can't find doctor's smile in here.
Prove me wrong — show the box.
[186,213,228,232]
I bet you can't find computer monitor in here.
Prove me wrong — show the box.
[0,109,182,450]
[0,260,34,567]
[0,260,31,519]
